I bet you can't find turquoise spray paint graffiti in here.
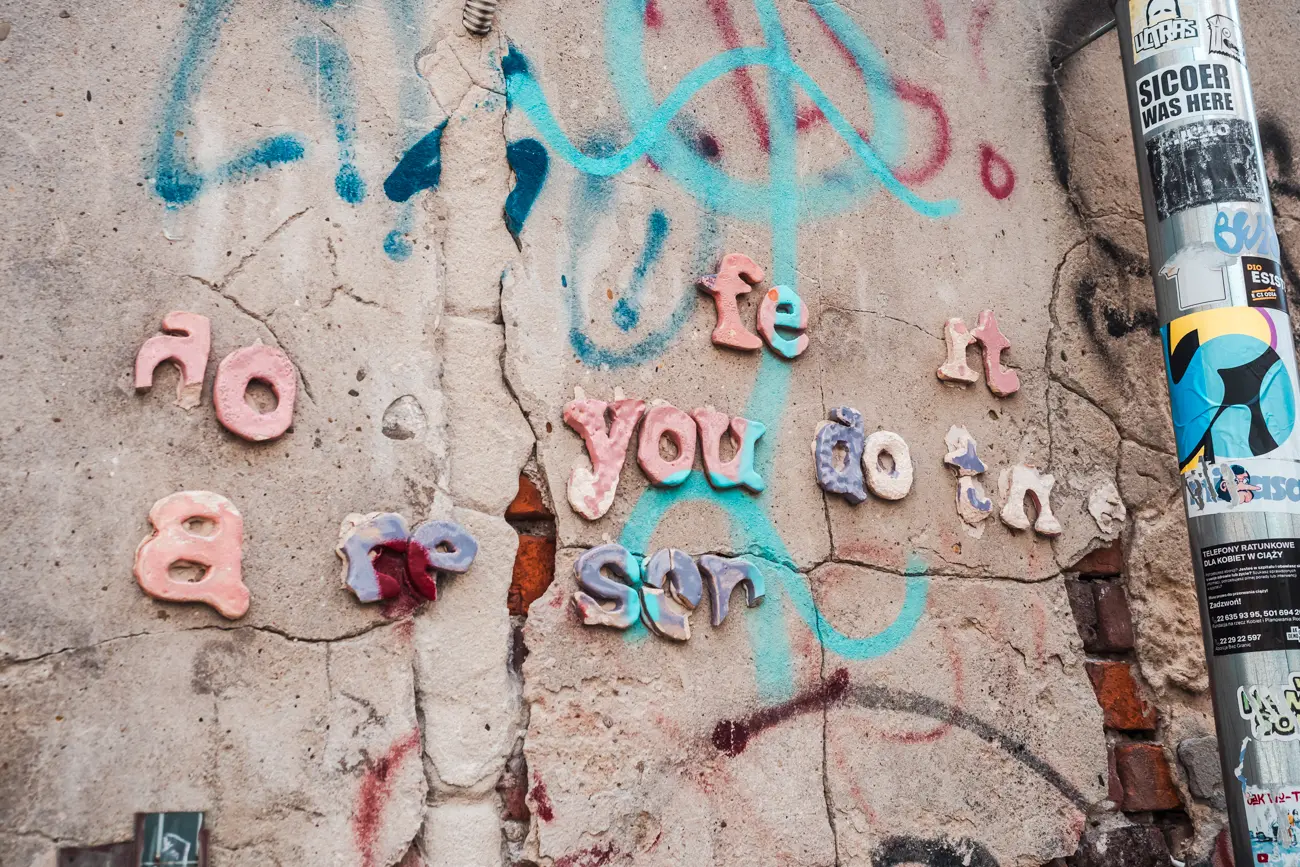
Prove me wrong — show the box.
[153,0,442,260]
[294,35,367,204]
[504,138,550,245]
[507,0,953,701]
[612,210,670,331]
[153,0,306,206]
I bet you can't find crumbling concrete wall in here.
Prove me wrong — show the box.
[3,0,1296,864]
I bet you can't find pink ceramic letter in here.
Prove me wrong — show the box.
[637,403,697,486]
[213,344,298,441]
[972,309,1020,396]
[756,285,809,359]
[135,311,211,409]
[564,388,646,520]
[134,491,249,618]
[691,407,766,493]
[698,253,764,351]
[936,317,979,385]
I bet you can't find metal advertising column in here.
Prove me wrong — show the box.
[1112,1,1300,862]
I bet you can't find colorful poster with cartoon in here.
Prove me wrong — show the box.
[1165,306,1300,518]
[1236,738,1300,864]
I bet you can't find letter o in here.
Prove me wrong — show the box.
[214,344,298,441]
[863,431,913,500]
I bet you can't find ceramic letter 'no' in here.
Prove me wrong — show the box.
[698,253,764,351]
[564,390,646,520]
[134,490,248,618]
[214,344,298,441]
[135,311,211,409]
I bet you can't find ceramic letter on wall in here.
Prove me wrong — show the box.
[214,344,298,441]
[698,253,764,351]
[336,512,411,602]
[692,407,766,493]
[135,312,212,409]
[862,431,913,500]
[407,519,479,601]
[999,465,1062,537]
[698,554,765,627]
[637,403,697,486]
[640,548,703,641]
[134,491,248,618]
[972,310,1020,397]
[813,407,867,504]
[573,544,643,629]
[757,285,809,359]
[936,318,979,385]
[564,388,646,520]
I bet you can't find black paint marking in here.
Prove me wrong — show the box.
[873,836,999,867]
[848,683,1092,810]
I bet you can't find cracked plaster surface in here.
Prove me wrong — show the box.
[8,0,1300,864]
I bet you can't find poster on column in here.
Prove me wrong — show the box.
[1165,306,1300,519]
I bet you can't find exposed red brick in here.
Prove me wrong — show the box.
[1065,577,1099,649]
[1072,540,1124,577]
[1087,661,1156,731]
[509,535,557,616]
[1115,742,1182,811]
[1093,581,1136,652]
[1107,746,1124,806]
[506,473,552,521]
[497,769,530,823]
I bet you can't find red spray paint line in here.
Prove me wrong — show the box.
[353,730,422,867]
[555,843,618,867]
[644,0,664,29]
[924,0,947,39]
[529,772,555,822]
[804,6,952,186]
[712,667,849,756]
[704,0,771,153]
[979,143,1015,200]
[968,0,994,79]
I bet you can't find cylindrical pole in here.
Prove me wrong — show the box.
[1111,0,1300,861]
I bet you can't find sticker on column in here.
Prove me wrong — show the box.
[1201,539,1300,655]
[1165,306,1300,518]
[1130,0,1200,61]
[1244,257,1287,311]
[1236,737,1300,862]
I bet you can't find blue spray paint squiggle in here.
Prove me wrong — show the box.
[154,0,307,205]
[510,0,949,699]
[612,210,670,331]
[504,138,550,244]
[294,34,366,204]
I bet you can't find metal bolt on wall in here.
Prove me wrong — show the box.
[1112,0,1300,861]
[462,0,499,36]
